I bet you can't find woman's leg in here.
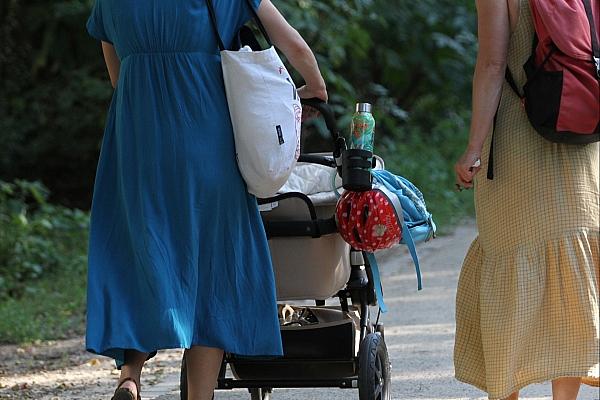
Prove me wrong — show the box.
[552,377,581,400]
[185,345,224,400]
[118,349,150,397]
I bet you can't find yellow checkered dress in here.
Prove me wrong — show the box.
[453,0,600,398]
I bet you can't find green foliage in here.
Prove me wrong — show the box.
[0,180,89,300]
[278,0,478,224]
[0,262,87,343]
[0,180,88,343]
[1,0,110,208]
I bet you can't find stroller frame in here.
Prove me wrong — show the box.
[180,99,391,400]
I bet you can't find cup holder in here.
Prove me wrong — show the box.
[342,149,373,192]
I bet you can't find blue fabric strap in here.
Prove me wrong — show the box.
[365,252,388,313]
[370,169,425,290]
[401,221,423,290]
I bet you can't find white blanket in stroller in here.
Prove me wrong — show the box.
[278,163,341,205]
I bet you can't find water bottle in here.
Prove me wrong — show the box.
[342,103,375,191]
[350,103,375,152]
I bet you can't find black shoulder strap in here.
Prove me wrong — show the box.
[205,0,225,51]
[243,0,273,47]
[504,67,522,98]
[486,106,500,180]
[488,69,517,180]
[204,0,273,51]
[582,0,600,78]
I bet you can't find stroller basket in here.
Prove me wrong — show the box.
[230,306,359,380]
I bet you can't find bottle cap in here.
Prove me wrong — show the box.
[355,103,372,113]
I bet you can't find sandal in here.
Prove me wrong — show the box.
[111,377,141,400]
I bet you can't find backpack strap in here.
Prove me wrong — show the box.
[488,66,526,180]
[371,170,424,290]
[582,0,600,78]
[365,252,388,313]
[504,33,555,100]
[486,88,506,180]
[486,114,497,180]
[504,67,522,98]
[486,75,509,180]
[401,222,423,290]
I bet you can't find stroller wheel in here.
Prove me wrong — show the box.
[249,387,271,400]
[358,333,391,400]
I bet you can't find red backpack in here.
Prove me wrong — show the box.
[506,0,600,143]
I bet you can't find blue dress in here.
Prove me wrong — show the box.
[85,0,283,366]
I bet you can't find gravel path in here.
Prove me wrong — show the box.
[1,223,598,400]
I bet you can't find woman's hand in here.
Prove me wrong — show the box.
[454,147,482,190]
[297,84,328,102]
[298,84,328,122]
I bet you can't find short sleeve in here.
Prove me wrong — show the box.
[239,0,262,26]
[248,0,262,11]
[86,0,112,43]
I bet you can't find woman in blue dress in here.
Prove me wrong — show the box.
[85,1,327,399]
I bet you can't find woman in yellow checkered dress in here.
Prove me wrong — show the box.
[453,0,599,399]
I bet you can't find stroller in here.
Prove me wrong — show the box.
[180,99,391,400]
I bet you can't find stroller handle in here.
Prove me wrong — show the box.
[300,98,346,176]
[300,98,340,141]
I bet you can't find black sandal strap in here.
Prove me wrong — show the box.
[112,377,141,400]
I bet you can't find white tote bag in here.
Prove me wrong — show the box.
[206,0,302,198]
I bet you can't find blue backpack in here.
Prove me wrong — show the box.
[366,169,436,312]
[372,169,436,246]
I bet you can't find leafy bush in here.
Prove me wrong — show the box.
[0,180,89,300]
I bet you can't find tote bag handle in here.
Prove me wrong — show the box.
[205,0,273,51]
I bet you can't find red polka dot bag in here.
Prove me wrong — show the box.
[336,188,403,253]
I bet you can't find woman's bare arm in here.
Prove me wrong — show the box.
[102,41,120,88]
[256,0,327,101]
[455,0,511,187]
[469,0,511,152]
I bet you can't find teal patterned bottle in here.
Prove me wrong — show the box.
[349,103,375,152]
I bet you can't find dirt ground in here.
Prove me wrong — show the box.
[0,337,183,400]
